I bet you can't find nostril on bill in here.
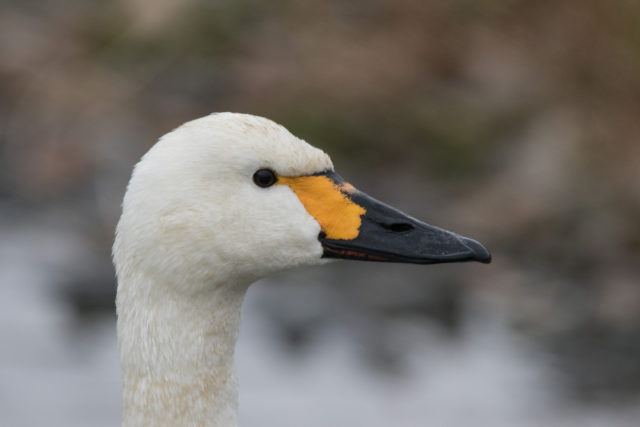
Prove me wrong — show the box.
[380,222,414,233]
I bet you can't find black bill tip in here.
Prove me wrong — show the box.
[459,236,492,264]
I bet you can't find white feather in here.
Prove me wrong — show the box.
[114,113,334,426]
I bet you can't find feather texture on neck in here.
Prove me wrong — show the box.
[116,270,250,427]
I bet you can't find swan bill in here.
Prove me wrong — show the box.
[280,171,491,265]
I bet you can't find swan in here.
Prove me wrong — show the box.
[113,112,490,426]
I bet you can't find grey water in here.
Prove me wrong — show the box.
[1,218,639,427]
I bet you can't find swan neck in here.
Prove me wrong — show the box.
[117,275,249,427]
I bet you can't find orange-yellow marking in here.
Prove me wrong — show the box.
[277,175,365,240]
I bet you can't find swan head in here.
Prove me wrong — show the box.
[114,113,490,294]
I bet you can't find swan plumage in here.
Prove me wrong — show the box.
[113,112,489,426]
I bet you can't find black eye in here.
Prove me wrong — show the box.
[253,168,277,188]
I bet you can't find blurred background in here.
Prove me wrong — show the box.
[1,0,640,425]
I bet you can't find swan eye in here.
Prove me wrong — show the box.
[253,168,277,188]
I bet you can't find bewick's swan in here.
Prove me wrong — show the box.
[113,113,490,426]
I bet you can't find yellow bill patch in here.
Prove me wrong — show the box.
[277,174,365,240]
